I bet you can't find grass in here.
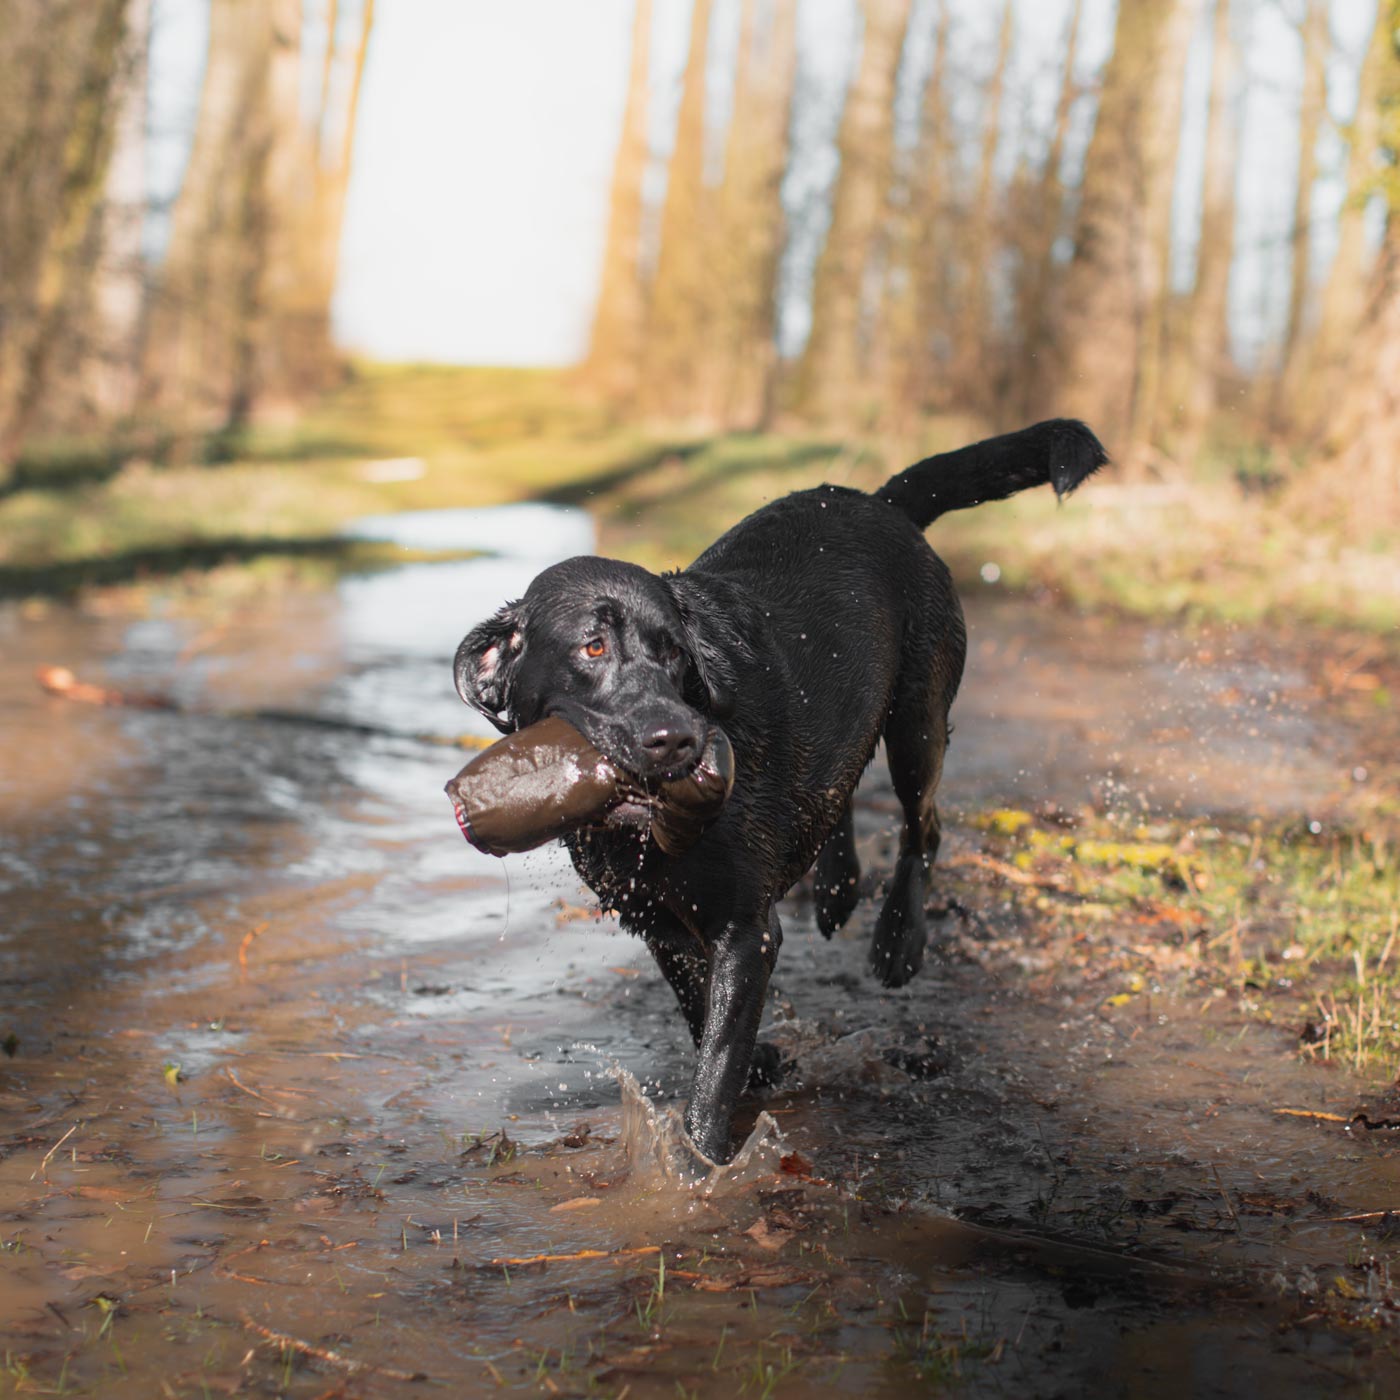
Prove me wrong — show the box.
[935,481,1400,634]
[0,364,678,594]
[9,362,1399,636]
[957,807,1400,1073]
[887,1309,1000,1386]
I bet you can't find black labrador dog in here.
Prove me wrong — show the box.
[454,419,1106,1162]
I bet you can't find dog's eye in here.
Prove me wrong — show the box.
[665,644,683,664]
[583,638,606,659]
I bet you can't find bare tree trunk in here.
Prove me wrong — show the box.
[1037,0,1203,465]
[1014,0,1084,424]
[1177,0,1238,454]
[1273,0,1328,425]
[322,0,373,301]
[1130,0,1203,454]
[319,0,342,143]
[707,0,798,429]
[641,0,715,419]
[87,0,151,423]
[0,0,131,466]
[955,0,1015,410]
[257,0,374,418]
[1290,3,1400,531]
[236,0,304,427]
[1306,0,1396,424]
[702,0,762,425]
[794,0,913,424]
[582,0,653,404]
[1296,221,1400,530]
[889,0,953,424]
[142,0,278,430]
[144,0,372,433]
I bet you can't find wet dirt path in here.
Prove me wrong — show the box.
[1,512,1396,1397]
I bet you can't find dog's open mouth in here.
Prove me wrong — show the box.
[598,794,654,829]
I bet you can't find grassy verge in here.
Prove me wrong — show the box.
[5,363,1400,637]
[0,366,646,591]
[946,806,1400,1076]
[932,484,1400,634]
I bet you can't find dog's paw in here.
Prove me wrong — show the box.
[869,860,928,987]
[747,1041,787,1089]
[815,874,861,938]
[869,932,925,988]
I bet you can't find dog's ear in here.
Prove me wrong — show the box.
[664,574,739,720]
[454,602,526,733]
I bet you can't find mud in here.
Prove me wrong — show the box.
[1,509,1397,1397]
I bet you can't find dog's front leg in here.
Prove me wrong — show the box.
[684,908,779,1164]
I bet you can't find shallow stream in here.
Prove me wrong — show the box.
[1,506,1395,1397]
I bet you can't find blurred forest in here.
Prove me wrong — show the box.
[0,0,373,460]
[582,0,1400,538]
[1,0,1398,543]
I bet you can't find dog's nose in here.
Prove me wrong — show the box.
[640,723,699,772]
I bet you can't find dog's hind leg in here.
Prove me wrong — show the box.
[870,692,949,988]
[814,804,861,938]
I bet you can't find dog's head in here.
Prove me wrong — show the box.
[453,557,736,781]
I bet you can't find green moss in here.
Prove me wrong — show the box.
[963,807,1400,1072]
[971,808,1036,837]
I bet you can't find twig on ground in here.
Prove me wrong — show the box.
[241,1316,428,1382]
[225,1066,274,1104]
[31,1123,79,1181]
[946,851,1070,890]
[1274,1108,1351,1124]
[489,1245,660,1267]
[1210,1163,1240,1232]
[238,922,269,979]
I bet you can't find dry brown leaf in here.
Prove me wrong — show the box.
[743,1218,793,1253]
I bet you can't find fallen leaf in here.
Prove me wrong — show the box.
[741,1266,816,1289]
[744,1218,793,1253]
[60,1263,121,1281]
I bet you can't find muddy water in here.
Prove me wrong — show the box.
[1,512,1395,1397]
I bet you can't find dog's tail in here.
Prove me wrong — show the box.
[875,419,1107,530]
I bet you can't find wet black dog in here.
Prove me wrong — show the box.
[454,420,1106,1162]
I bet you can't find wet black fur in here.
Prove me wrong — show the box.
[454,419,1107,1163]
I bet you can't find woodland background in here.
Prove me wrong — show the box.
[2,0,1399,619]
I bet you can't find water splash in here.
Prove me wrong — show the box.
[615,1068,785,1196]
[768,1018,915,1090]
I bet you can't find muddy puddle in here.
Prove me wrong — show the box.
[1,508,1397,1397]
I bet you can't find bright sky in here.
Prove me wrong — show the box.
[333,0,632,364]
[148,0,1383,370]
